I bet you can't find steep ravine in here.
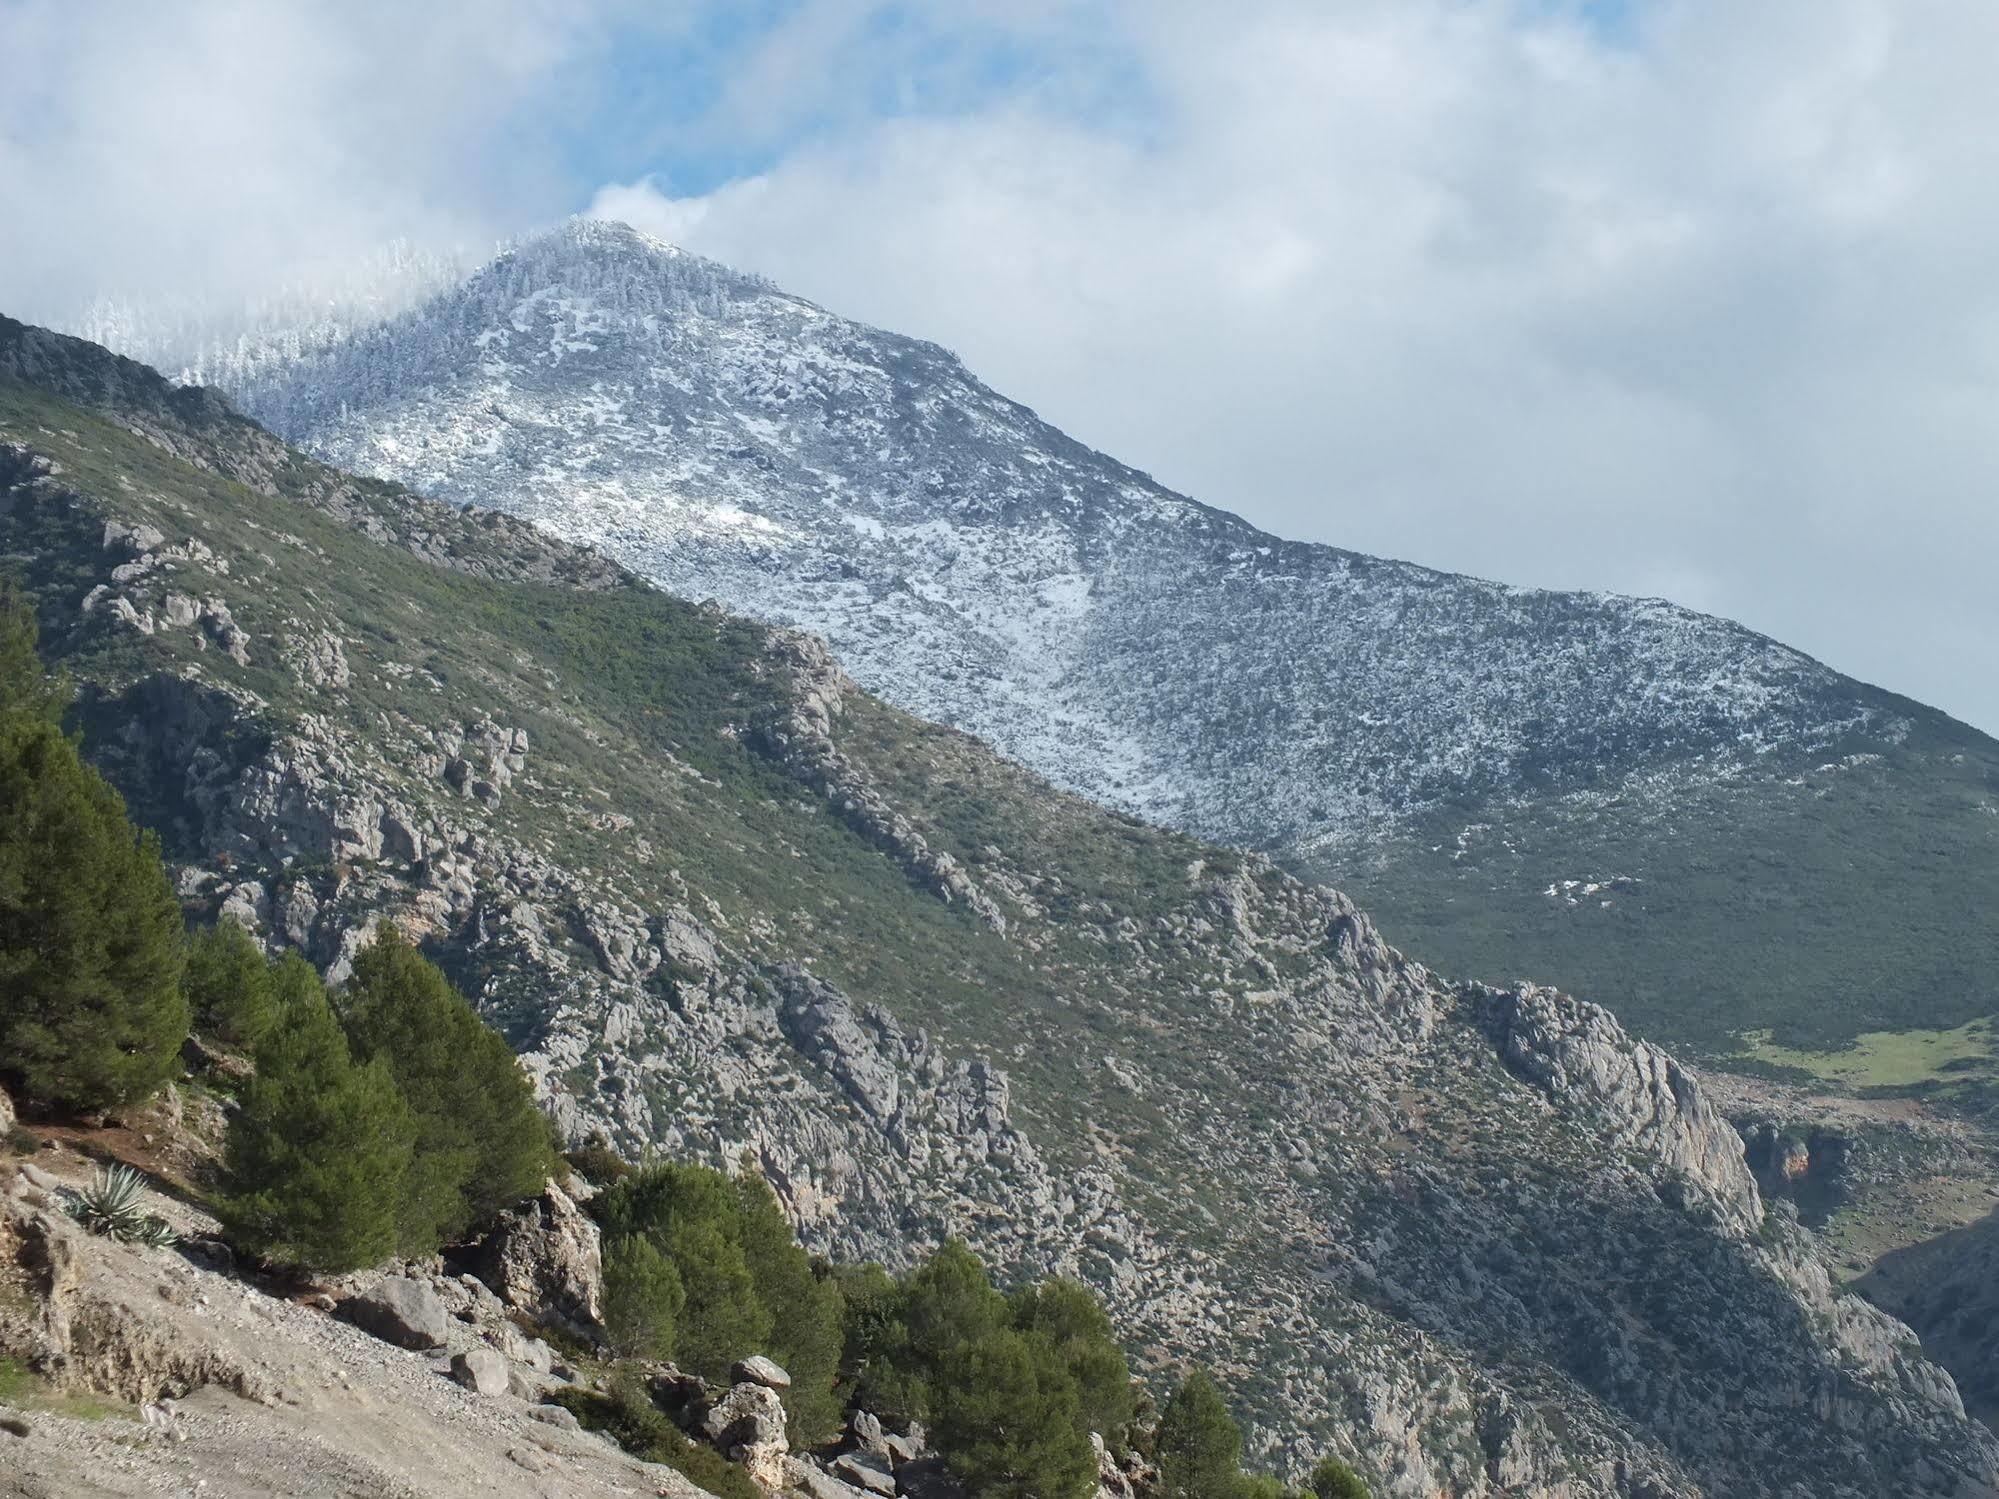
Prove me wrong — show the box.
[2,316,1994,1497]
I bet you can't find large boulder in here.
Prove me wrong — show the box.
[0,1081,14,1137]
[702,1381,789,1492]
[336,1276,448,1351]
[831,1451,897,1497]
[449,1347,509,1397]
[732,1354,790,1390]
[464,1181,603,1339]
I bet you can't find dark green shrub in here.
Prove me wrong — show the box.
[602,1232,685,1360]
[182,918,277,1048]
[933,1326,1097,1499]
[0,713,187,1110]
[565,1130,633,1187]
[339,929,554,1247]
[835,1261,927,1426]
[549,1374,761,1499]
[1309,1455,1372,1499]
[218,955,417,1272]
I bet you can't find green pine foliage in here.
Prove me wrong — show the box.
[338,929,555,1247]
[833,1260,928,1426]
[1009,1276,1139,1447]
[182,918,277,1048]
[219,954,417,1272]
[590,1159,846,1440]
[1308,1455,1372,1499]
[1156,1369,1246,1499]
[732,1172,845,1441]
[601,1232,685,1360]
[0,587,67,725]
[595,1164,773,1379]
[933,1326,1098,1499]
[837,1242,1136,1499]
[0,712,187,1110]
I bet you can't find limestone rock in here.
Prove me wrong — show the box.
[701,1381,789,1492]
[731,1354,790,1390]
[337,1277,448,1352]
[831,1450,897,1497]
[449,1347,509,1396]
[465,1181,604,1340]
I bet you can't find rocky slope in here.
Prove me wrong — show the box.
[2,316,1995,1496]
[157,218,1999,1059]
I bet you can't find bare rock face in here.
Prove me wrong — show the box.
[1475,983,1764,1235]
[732,1355,790,1390]
[702,1380,789,1492]
[464,1181,604,1341]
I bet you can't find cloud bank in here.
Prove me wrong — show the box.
[4,0,1995,731]
[593,0,1999,733]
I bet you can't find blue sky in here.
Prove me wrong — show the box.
[6,0,1999,734]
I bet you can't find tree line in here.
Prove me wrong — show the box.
[0,586,1370,1498]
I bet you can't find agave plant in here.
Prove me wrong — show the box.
[60,1163,180,1248]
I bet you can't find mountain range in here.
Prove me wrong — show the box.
[5,312,1997,1495]
[160,218,1999,1062]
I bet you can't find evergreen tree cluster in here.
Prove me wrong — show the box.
[593,1159,846,1442]
[835,1239,1133,1499]
[219,929,557,1274]
[0,590,186,1111]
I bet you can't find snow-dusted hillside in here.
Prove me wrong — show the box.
[195,219,1908,865]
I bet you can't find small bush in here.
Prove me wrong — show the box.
[548,1376,761,1499]
[1309,1455,1373,1499]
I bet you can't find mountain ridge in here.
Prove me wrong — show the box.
[5,313,1997,1495]
[156,219,1999,1062]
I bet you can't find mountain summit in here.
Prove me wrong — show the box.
[190,219,1999,1056]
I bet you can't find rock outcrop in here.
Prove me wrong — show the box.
[462,1181,604,1341]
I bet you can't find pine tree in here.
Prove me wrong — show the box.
[1156,1369,1245,1499]
[1308,1455,1372,1499]
[592,1162,774,1381]
[664,1216,771,1380]
[1010,1276,1137,1445]
[338,928,553,1247]
[601,1232,685,1361]
[734,1172,845,1441]
[0,587,67,725]
[219,954,416,1273]
[183,917,277,1048]
[900,1239,1009,1382]
[932,1326,1098,1499]
[0,714,187,1109]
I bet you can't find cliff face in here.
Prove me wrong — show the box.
[2,316,1995,1497]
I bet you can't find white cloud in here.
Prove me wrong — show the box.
[5,0,1995,732]
[0,0,615,324]
[590,0,1999,734]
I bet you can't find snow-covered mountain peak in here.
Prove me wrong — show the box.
[205,237,1913,858]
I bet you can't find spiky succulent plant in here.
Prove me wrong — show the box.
[60,1163,179,1247]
